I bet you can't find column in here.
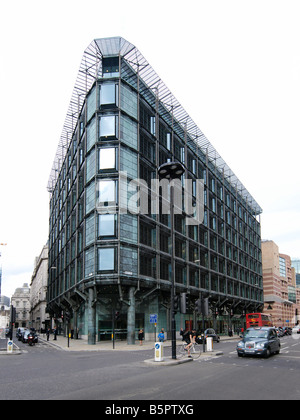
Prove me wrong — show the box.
[88,288,96,345]
[127,287,136,345]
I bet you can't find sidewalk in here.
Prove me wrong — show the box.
[39,333,239,354]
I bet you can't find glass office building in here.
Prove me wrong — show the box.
[47,37,263,343]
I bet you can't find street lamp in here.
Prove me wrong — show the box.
[158,161,185,359]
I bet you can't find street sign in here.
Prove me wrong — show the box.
[149,314,158,324]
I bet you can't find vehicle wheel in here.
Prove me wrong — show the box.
[238,353,244,357]
[190,345,201,359]
[176,345,186,359]
[264,348,271,358]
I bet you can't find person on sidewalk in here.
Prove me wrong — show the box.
[46,328,50,341]
[138,329,144,346]
[158,329,165,342]
[53,326,57,341]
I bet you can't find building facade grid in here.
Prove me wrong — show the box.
[47,37,263,342]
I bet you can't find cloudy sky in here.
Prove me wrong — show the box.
[1,0,300,297]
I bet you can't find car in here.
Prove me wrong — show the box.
[21,330,31,343]
[275,327,284,337]
[292,325,300,334]
[197,328,220,344]
[16,328,26,341]
[281,327,292,336]
[236,327,281,358]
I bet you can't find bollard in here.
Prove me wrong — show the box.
[7,340,13,353]
[154,342,163,361]
[207,337,213,352]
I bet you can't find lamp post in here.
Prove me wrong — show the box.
[158,162,185,359]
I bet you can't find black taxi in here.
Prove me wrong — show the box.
[236,327,281,358]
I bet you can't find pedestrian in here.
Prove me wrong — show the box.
[180,328,184,341]
[138,329,144,346]
[53,326,57,341]
[46,328,50,341]
[158,329,165,342]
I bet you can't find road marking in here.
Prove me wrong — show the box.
[279,355,300,359]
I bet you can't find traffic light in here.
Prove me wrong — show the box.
[174,295,179,312]
[115,311,120,321]
[201,297,209,316]
[10,306,16,324]
[180,293,187,314]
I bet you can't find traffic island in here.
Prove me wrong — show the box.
[144,356,194,366]
[144,350,223,366]
[0,348,22,356]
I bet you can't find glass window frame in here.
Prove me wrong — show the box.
[99,147,117,171]
[98,247,116,272]
[99,83,119,107]
[98,214,117,238]
[98,179,118,206]
[99,115,118,139]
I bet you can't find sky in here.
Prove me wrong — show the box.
[1,0,300,298]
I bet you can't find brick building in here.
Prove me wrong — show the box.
[262,240,299,326]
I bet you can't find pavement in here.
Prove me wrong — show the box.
[35,333,239,365]
[0,333,239,364]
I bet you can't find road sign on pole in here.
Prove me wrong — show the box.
[149,314,158,324]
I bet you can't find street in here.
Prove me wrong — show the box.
[0,335,300,401]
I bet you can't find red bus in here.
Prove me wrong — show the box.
[246,313,272,329]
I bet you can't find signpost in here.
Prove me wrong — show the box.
[150,314,158,342]
[149,314,158,324]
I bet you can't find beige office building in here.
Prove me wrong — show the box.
[262,240,299,327]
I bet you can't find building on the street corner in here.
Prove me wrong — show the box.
[11,283,31,329]
[262,240,300,326]
[46,37,263,344]
[0,296,10,329]
[30,244,50,332]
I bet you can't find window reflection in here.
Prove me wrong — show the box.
[98,180,117,204]
[98,248,115,271]
[100,84,118,106]
[99,116,118,138]
[99,214,116,237]
[99,148,116,170]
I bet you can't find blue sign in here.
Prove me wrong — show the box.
[155,343,160,349]
[150,314,158,324]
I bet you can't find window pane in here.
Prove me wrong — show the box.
[100,84,116,105]
[98,180,116,203]
[99,214,116,237]
[98,248,115,271]
[102,57,119,78]
[99,148,116,170]
[100,116,116,137]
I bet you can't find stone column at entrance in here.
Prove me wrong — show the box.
[127,287,136,345]
[88,288,96,345]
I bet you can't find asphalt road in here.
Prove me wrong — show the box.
[1,335,300,401]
